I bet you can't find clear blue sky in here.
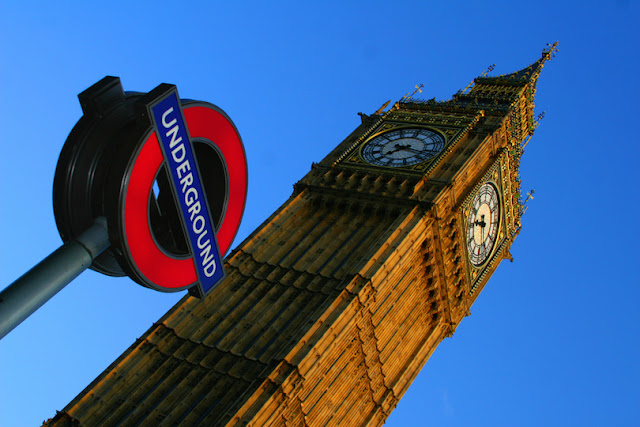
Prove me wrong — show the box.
[1,2,638,426]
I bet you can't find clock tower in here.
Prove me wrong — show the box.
[46,44,556,427]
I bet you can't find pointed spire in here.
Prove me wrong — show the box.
[474,41,558,86]
[394,43,557,143]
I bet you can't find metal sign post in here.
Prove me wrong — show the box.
[0,218,110,339]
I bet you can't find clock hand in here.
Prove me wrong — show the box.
[473,218,486,228]
[402,147,422,154]
[473,215,487,242]
[386,143,411,155]
[385,145,399,155]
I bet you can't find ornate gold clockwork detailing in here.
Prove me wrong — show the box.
[466,182,501,266]
[361,128,445,168]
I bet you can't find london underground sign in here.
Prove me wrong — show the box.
[129,87,225,296]
[52,77,247,298]
[116,84,247,297]
[0,76,247,338]
[72,77,247,297]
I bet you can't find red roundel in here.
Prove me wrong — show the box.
[122,104,247,291]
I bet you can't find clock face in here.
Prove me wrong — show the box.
[466,183,501,266]
[361,128,445,167]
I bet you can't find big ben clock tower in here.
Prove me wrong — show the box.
[46,44,556,427]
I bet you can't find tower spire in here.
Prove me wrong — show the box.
[471,41,558,87]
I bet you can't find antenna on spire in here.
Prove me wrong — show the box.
[461,64,495,94]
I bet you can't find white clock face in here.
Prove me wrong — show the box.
[466,183,500,266]
[361,128,445,167]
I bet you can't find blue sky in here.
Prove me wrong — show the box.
[1,2,638,426]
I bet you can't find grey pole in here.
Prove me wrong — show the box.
[0,217,111,340]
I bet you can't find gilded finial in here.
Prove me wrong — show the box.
[461,64,495,94]
[375,84,425,116]
[480,64,496,77]
[373,100,391,115]
[401,83,424,102]
[542,42,559,61]
[521,189,535,215]
[525,189,535,203]
[533,111,546,130]
[522,111,546,149]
